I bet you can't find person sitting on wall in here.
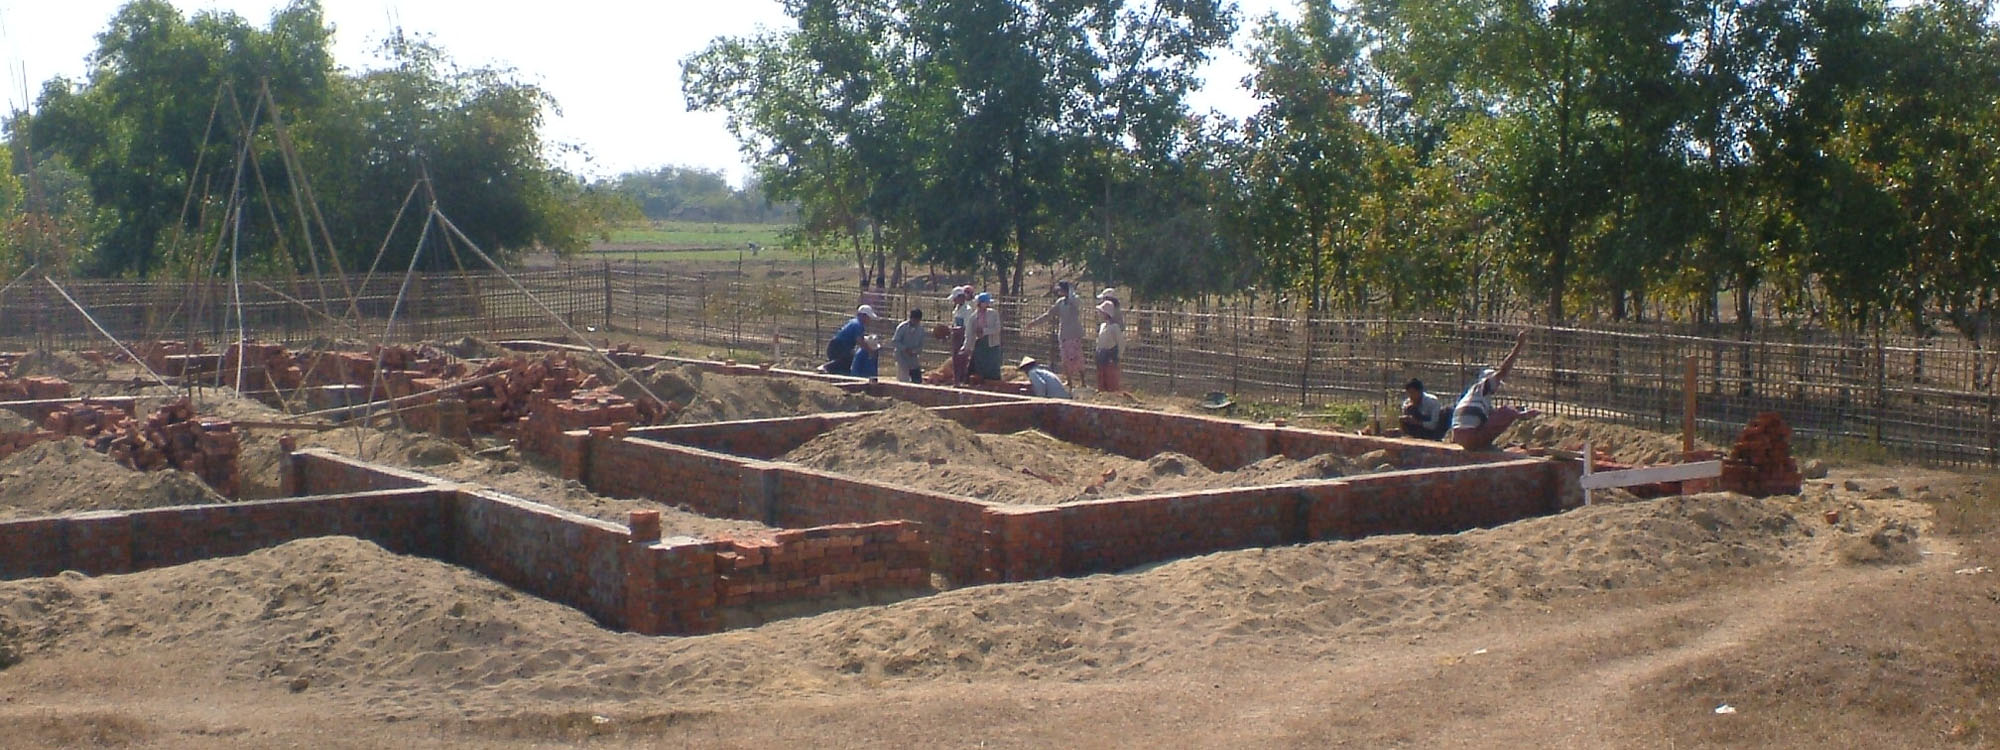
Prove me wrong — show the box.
[1450,329,1540,451]
[1399,378,1450,441]
[1018,356,1072,399]
[821,304,878,376]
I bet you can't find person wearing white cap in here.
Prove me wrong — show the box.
[821,304,878,376]
[1450,329,1539,450]
[1093,287,1125,391]
[961,292,1004,381]
[1017,357,1072,399]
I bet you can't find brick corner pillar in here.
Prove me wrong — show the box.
[553,430,591,481]
[621,511,666,635]
[277,435,302,496]
[984,506,1063,582]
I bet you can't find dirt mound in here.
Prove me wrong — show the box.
[781,405,1358,504]
[9,350,108,379]
[0,537,632,706]
[0,438,224,519]
[1500,415,1716,465]
[0,409,38,433]
[623,364,892,424]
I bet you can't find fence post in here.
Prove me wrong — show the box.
[603,260,613,332]
[1167,302,1177,396]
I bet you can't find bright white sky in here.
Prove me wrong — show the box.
[0,0,1294,185]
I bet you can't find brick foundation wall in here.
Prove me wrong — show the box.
[713,522,930,609]
[1040,403,1270,470]
[453,489,632,628]
[582,437,768,521]
[0,489,450,580]
[765,466,996,585]
[1052,486,1308,575]
[626,414,878,460]
[0,396,139,424]
[1304,459,1560,540]
[291,449,441,494]
[864,379,1028,406]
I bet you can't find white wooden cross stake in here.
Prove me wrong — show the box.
[1579,440,1723,505]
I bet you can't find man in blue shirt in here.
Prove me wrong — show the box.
[1017,357,1072,399]
[823,305,878,375]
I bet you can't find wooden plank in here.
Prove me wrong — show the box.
[1580,461,1722,491]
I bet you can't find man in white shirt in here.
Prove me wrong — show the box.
[1399,378,1449,440]
[1451,330,1539,450]
[1018,357,1072,399]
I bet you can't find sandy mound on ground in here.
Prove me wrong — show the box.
[782,404,1363,504]
[1501,415,1718,465]
[432,336,515,361]
[0,409,38,433]
[620,364,892,424]
[0,492,1921,720]
[8,350,109,379]
[0,438,225,519]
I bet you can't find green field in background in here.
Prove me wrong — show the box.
[603,222,795,249]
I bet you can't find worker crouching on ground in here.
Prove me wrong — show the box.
[948,286,975,385]
[1094,287,1124,391]
[851,335,882,378]
[963,292,1004,382]
[821,304,878,376]
[892,307,926,384]
[1450,330,1540,450]
[1029,280,1086,384]
[1399,378,1450,440]
[1018,357,1072,398]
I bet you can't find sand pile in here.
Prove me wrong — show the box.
[1501,415,1717,465]
[0,409,38,433]
[782,405,1361,504]
[8,350,109,379]
[623,364,892,424]
[0,438,224,519]
[433,336,515,361]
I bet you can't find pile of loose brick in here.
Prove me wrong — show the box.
[1720,412,1802,498]
[0,373,71,401]
[0,399,241,496]
[711,523,931,609]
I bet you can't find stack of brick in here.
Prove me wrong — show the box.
[221,341,303,390]
[28,399,243,497]
[711,522,930,609]
[1720,412,1802,498]
[136,340,210,377]
[0,374,72,400]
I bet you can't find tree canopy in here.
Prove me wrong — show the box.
[3,0,610,278]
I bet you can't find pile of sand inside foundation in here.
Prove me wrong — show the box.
[7,350,110,379]
[1500,415,1718,465]
[782,404,1364,504]
[0,409,38,433]
[620,364,892,424]
[0,438,224,519]
[432,336,515,361]
[0,492,1917,719]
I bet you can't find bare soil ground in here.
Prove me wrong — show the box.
[1,469,1991,749]
[3,357,1997,748]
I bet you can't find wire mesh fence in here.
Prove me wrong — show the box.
[3,262,1995,465]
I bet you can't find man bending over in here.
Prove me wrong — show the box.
[1450,330,1540,451]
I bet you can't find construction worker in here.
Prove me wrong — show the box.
[1028,280,1086,383]
[891,308,927,383]
[947,286,975,385]
[1094,287,1124,391]
[962,292,1004,382]
[1399,378,1450,440]
[1450,329,1540,450]
[1018,357,1072,398]
[821,304,878,376]
[851,335,882,378]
